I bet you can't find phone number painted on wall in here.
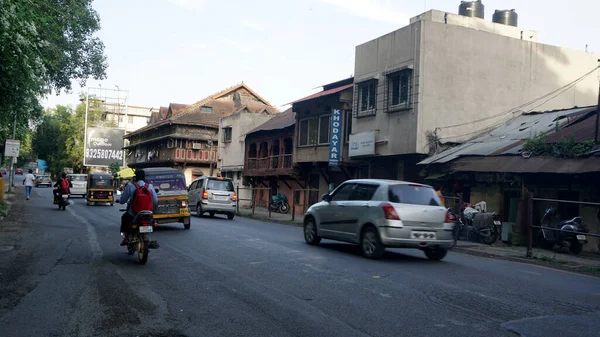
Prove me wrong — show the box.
[85,148,123,160]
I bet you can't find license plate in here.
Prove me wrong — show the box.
[139,226,153,233]
[214,195,228,201]
[493,221,501,225]
[576,235,586,241]
[411,231,436,240]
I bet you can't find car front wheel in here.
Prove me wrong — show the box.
[304,217,321,245]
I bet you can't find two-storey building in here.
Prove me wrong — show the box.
[218,109,274,204]
[124,84,277,183]
[351,8,599,181]
[292,77,358,204]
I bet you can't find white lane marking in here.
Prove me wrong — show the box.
[67,206,103,258]
[523,270,541,276]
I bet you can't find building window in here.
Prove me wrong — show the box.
[386,69,412,111]
[299,115,330,146]
[318,115,330,145]
[128,116,134,124]
[357,81,376,116]
[345,110,352,143]
[223,127,232,142]
[118,115,123,123]
[201,106,213,113]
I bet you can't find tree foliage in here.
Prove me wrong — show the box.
[0,0,107,154]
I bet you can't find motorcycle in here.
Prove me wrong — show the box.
[449,207,502,244]
[119,209,158,264]
[536,207,589,254]
[55,193,70,211]
[269,192,290,213]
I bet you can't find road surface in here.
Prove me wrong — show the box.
[0,186,598,337]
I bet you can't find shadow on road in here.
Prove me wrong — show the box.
[315,242,437,263]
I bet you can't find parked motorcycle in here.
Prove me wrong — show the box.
[536,207,589,254]
[270,193,290,214]
[119,209,158,264]
[452,206,502,244]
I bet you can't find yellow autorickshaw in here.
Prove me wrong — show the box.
[86,172,114,206]
[140,167,191,229]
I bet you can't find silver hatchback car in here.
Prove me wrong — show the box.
[188,176,237,220]
[303,179,454,260]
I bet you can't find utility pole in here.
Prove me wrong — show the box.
[595,59,600,143]
[9,113,16,189]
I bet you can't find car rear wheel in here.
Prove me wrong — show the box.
[360,226,385,259]
[209,212,215,217]
[304,217,321,245]
[196,203,203,217]
[227,213,235,220]
[424,248,448,261]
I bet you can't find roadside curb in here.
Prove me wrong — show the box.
[452,246,600,277]
[235,212,303,227]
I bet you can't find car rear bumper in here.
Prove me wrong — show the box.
[378,225,454,249]
[201,201,236,213]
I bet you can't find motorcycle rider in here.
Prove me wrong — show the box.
[53,173,72,203]
[118,170,158,246]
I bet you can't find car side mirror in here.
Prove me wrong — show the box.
[322,194,331,202]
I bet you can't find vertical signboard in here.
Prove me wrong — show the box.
[328,109,343,167]
[83,127,125,167]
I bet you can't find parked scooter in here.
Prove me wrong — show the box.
[536,207,589,254]
[119,209,159,265]
[462,204,502,244]
[270,192,290,214]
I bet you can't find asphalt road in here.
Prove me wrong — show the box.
[0,185,599,337]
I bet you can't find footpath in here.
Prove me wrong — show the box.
[236,207,600,276]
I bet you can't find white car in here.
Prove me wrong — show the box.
[67,174,88,197]
[303,179,454,260]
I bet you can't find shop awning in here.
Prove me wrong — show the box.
[117,167,135,179]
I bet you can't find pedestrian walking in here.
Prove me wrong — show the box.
[23,169,35,200]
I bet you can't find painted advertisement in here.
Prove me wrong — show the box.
[84,127,125,167]
[328,109,343,166]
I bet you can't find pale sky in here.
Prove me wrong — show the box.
[44,0,600,110]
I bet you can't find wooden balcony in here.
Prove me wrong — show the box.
[244,154,293,176]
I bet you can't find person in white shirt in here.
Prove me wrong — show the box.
[22,169,35,200]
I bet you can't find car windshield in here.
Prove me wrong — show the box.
[207,179,234,192]
[146,173,187,193]
[388,184,441,206]
[70,175,87,182]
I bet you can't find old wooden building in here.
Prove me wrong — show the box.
[125,84,278,183]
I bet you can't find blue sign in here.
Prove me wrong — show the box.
[328,109,343,166]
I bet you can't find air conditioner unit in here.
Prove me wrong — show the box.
[192,143,202,150]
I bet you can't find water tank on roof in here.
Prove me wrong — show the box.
[492,9,518,27]
[458,1,485,19]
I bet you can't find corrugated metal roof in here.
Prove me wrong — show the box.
[247,108,295,134]
[450,156,600,174]
[419,106,596,165]
[290,83,354,105]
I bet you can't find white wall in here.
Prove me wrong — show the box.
[352,10,599,156]
[218,112,274,172]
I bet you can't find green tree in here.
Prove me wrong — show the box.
[0,0,107,154]
[109,161,121,176]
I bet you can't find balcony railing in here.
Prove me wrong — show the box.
[245,154,293,171]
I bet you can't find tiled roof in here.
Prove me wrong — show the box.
[125,84,277,138]
[247,108,295,135]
